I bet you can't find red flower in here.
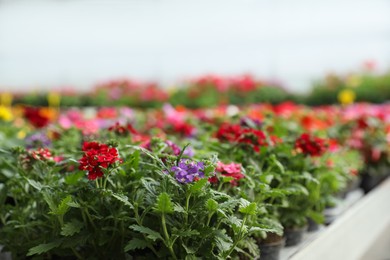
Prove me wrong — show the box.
[216,123,267,152]
[295,133,327,157]
[30,148,54,161]
[237,128,267,152]
[108,122,138,136]
[78,141,122,180]
[23,107,50,128]
[216,123,242,142]
[172,122,195,137]
[216,161,244,185]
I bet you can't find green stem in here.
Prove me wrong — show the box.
[185,193,191,226]
[103,175,109,189]
[225,215,248,258]
[134,207,159,257]
[162,213,177,260]
[95,179,100,189]
[217,181,224,192]
[85,208,97,230]
[206,213,214,226]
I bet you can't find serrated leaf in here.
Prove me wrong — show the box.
[155,192,173,214]
[226,215,242,230]
[239,237,260,257]
[182,244,197,254]
[26,179,44,191]
[130,225,163,241]
[239,202,257,216]
[124,238,149,252]
[61,220,83,236]
[214,230,233,252]
[64,171,84,185]
[173,203,185,213]
[67,201,81,208]
[27,240,62,256]
[56,195,72,215]
[189,178,208,193]
[206,198,218,213]
[110,192,133,208]
[204,165,215,175]
[42,191,57,213]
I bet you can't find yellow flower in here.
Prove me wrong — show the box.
[338,89,356,105]
[17,130,26,139]
[346,75,361,88]
[0,92,13,107]
[0,105,13,121]
[47,92,61,107]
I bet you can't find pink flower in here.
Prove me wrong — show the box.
[213,161,245,186]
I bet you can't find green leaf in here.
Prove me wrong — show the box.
[307,210,325,224]
[239,202,257,216]
[130,225,163,241]
[176,143,190,165]
[239,237,260,257]
[173,229,200,237]
[189,178,208,193]
[221,176,234,183]
[42,191,57,213]
[67,201,81,208]
[182,243,197,254]
[61,219,83,236]
[27,240,62,256]
[129,149,140,169]
[56,195,72,215]
[185,255,198,260]
[110,192,133,208]
[173,203,185,213]
[204,165,215,176]
[124,238,149,252]
[270,154,285,174]
[206,198,218,213]
[64,171,84,185]
[214,230,233,252]
[155,192,174,214]
[286,183,309,196]
[26,179,44,191]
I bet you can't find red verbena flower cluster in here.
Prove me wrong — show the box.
[216,123,267,152]
[108,122,138,136]
[295,133,327,157]
[30,148,54,161]
[78,141,122,180]
[209,161,245,186]
[23,107,50,128]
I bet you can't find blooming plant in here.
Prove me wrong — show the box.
[0,101,386,259]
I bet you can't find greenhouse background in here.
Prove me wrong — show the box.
[0,0,390,91]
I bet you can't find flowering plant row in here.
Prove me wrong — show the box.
[6,67,390,109]
[0,102,389,259]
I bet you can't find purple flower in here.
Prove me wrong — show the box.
[25,132,51,149]
[171,159,205,183]
[183,146,195,157]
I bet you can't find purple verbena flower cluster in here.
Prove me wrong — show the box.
[171,159,205,183]
[25,132,51,149]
